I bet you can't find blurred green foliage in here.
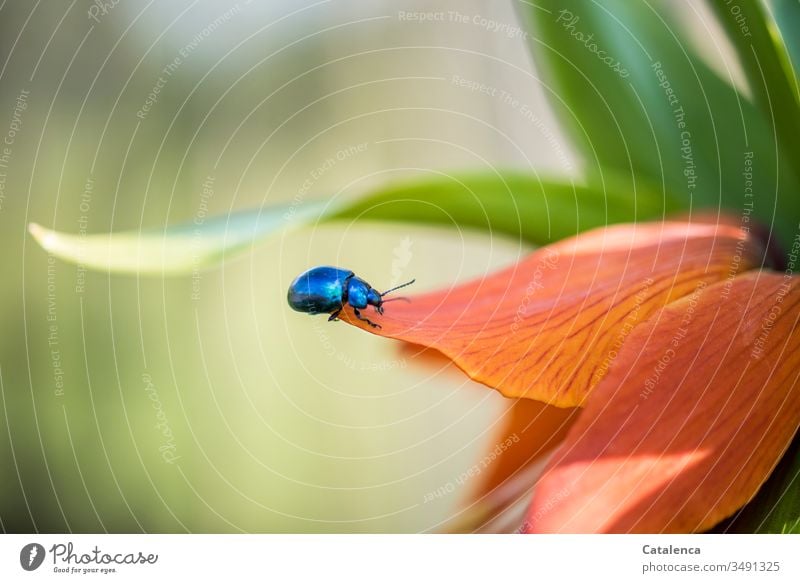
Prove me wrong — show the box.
[518,0,800,246]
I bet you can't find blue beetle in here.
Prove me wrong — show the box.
[287,266,415,328]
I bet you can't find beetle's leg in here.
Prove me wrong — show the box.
[328,309,342,322]
[375,304,384,315]
[353,308,381,329]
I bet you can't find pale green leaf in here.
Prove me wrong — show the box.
[29,202,328,276]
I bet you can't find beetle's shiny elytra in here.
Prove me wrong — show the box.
[287,266,415,328]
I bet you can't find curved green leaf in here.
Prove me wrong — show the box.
[29,202,328,276]
[29,171,674,275]
[709,0,800,186]
[767,0,800,91]
[328,171,675,245]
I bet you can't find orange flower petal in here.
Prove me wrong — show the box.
[391,343,579,532]
[472,399,578,498]
[393,344,579,478]
[524,271,800,533]
[340,222,760,407]
[443,399,578,532]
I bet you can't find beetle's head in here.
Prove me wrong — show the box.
[366,288,383,309]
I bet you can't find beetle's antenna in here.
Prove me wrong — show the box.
[380,279,415,297]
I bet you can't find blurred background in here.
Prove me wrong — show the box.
[0,0,578,532]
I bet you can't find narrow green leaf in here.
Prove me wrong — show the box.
[29,202,328,276]
[29,171,674,275]
[328,171,675,246]
[709,0,800,186]
[767,0,800,91]
[516,0,800,246]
